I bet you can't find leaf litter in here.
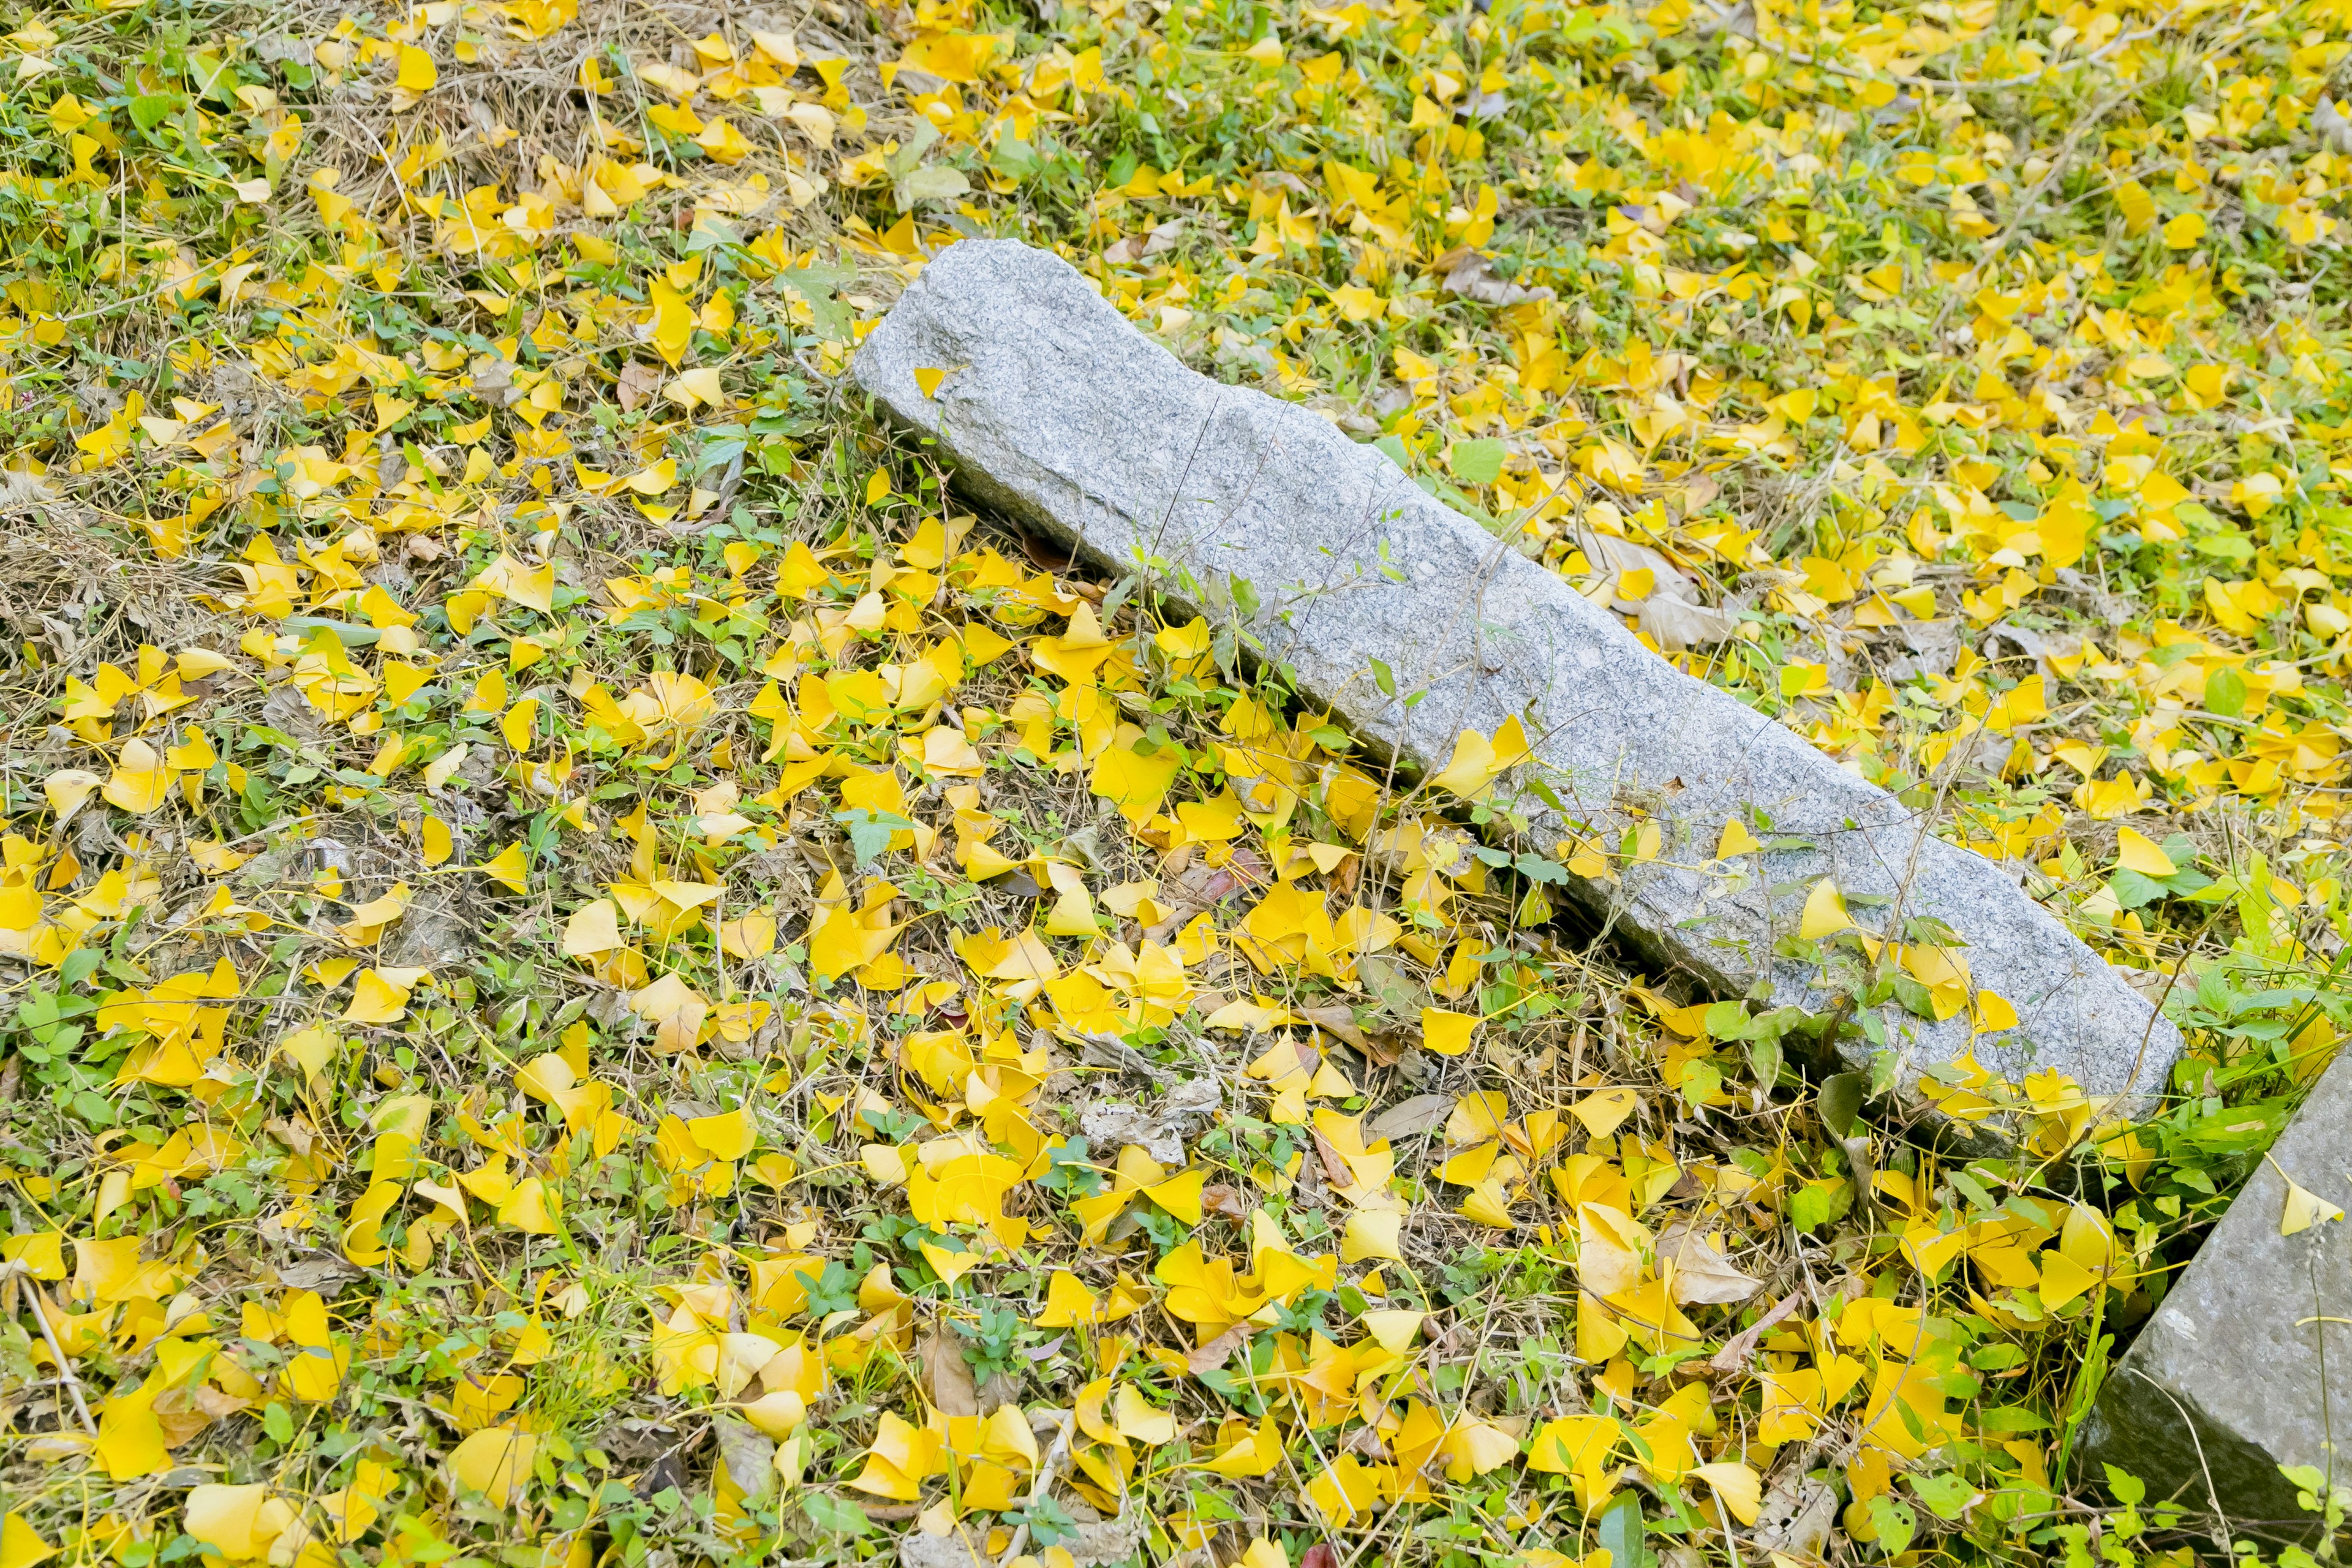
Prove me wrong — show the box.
[1,0,2351,1562]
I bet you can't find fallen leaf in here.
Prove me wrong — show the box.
[616,360,662,411]
[2275,1156,2345,1236]
[1656,1218,1763,1305]
[1186,1321,1253,1374]
[916,1332,978,1417]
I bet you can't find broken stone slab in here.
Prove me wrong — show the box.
[2079,1049,2352,1531]
[853,239,2181,1131]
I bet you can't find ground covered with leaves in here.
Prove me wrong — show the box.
[1,0,2351,1562]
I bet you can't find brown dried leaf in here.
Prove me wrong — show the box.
[1639,595,1744,651]
[1200,1183,1251,1221]
[917,1332,979,1417]
[1658,1218,1764,1306]
[1103,219,1183,265]
[1312,1129,1358,1193]
[1370,1093,1454,1143]
[1185,1321,1253,1376]
[1294,1003,1372,1054]
[1439,248,1558,306]
[1016,527,1073,570]
[151,1386,213,1447]
[712,1414,776,1501]
[1705,1289,1806,1379]
[616,360,662,412]
[264,1115,315,1158]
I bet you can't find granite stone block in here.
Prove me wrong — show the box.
[853,239,2182,1130]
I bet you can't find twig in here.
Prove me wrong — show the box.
[2132,1368,2236,1556]
[1,1259,99,1436]
[993,1408,1077,1568]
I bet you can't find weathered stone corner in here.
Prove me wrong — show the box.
[2079,1048,2352,1530]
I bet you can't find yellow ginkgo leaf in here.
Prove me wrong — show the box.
[395,44,438,93]
[500,698,538,752]
[715,1332,784,1399]
[1331,283,1385,323]
[1526,1412,1619,1485]
[167,728,216,772]
[1341,1210,1404,1263]
[488,557,554,615]
[1444,1092,1508,1147]
[689,1107,755,1161]
[623,457,679,496]
[421,816,454,867]
[1570,1086,1639,1138]
[913,366,947,398]
[807,902,899,983]
[344,967,429,1025]
[447,1425,537,1506]
[476,842,530,893]
[561,899,623,957]
[1360,1309,1423,1354]
[1089,741,1183,826]
[279,1023,339,1080]
[1691,1460,1763,1525]
[1460,1179,1517,1227]
[423,739,469,786]
[0,1234,63,1281]
[1114,1384,1177,1446]
[665,366,725,409]
[1798,876,1852,940]
[631,972,710,1054]
[497,1178,559,1234]
[189,838,249,874]
[1,1511,59,1568]
[102,738,172,814]
[2115,826,2177,877]
[1427,728,1498,796]
[1973,989,2019,1033]
[648,279,693,368]
[1442,1419,1521,1480]
[1156,616,1213,659]
[1715,817,1761,859]
[695,115,753,164]
[183,1485,293,1564]
[2274,1156,2345,1236]
[2114,179,2157,232]
[1438,1140,1499,1186]
[861,1143,908,1184]
[1427,717,1531,798]
[1420,1007,1476,1057]
[1142,1166,1207,1224]
[93,1380,168,1480]
[41,767,101,819]
[2035,1246,2100,1310]
[720,908,777,959]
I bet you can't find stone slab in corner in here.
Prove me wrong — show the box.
[2079,1049,2352,1529]
[852,238,2181,1133]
